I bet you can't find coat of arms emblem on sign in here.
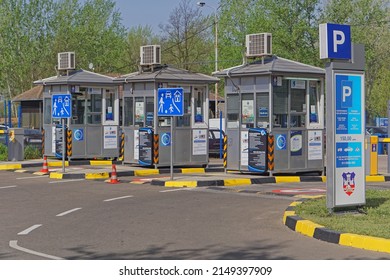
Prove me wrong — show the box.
[342,172,355,196]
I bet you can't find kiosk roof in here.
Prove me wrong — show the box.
[34,69,115,86]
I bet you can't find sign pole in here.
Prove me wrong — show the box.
[62,118,66,173]
[170,116,174,180]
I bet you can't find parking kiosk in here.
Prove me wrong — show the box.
[214,56,325,174]
[35,69,120,159]
[115,65,219,167]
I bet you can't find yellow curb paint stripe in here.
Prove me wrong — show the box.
[366,175,385,182]
[283,211,296,224]
[294,194,325,199]
[134,169,160,176]
[85,172,109,179]
[90,160,112,166]
[339,233,390,253]
[48,162,69,167]
[14,169,27,173]
[33,171,49,175]
[295,220,324,237]
[49,173,64,179]
[165,181,197,188]
[224,178,252,186]
[275,176,300,183]
[289,201,302,207]
[181,168,205,174]
[0,164,22,170]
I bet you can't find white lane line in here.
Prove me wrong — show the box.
[9,240,64,260]
[0,185,17,189]
[103,195,133,202]
[16,175,49,180]
[56,208,82,217]
[17,224,42,235]
[160,189,187,193]
[49,179,85,184]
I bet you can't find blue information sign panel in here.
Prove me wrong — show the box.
[334,73,365,206]
[52,94,72,118]
[157,88,184,117]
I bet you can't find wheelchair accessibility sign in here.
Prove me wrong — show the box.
[157,88,184,117]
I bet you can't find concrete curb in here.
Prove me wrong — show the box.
[151,175,390,187]
[283,200,390,254]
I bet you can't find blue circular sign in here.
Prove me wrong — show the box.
[276,134,286,150]
[161,133,171,146]
[74,129,84,141]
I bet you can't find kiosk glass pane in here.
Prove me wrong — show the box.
[145,97,154,127]
[194,90,204,124]
[241,93,254,127]
[273,80,288,128]
[135,97,144,126]
[309,81,319,124]
[256,93,269,128]
[87,92,102,124]
[177,92,190,127]
[44,98,51,124]
[124,97,133,126]
[291,89,306,113]
[227,94,239,128]
[72,93,86,124]
[105,90,115,121]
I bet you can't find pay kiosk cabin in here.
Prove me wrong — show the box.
[115,65,219,167]
[214,56,325,174]
[35,69,120,159]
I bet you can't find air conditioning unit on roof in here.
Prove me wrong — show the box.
[245,33,272,58]
[58,52,75,70]
[140,45,161,66]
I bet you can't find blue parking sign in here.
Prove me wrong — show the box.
[319,23,351,60]
[52,94,72,118]
[157,88,184,117]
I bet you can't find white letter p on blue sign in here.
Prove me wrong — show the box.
[319,23,351,60]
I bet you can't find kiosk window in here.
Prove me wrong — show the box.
[256,93,269,128]
[241,93,254,127]
[135,97,144,126]
[145,97,154,127]
[124,97,133,126]
[227,94,239,128]
[309,81,319,124]
[194,90,204,124]
[105,90,116,122]
[87,92,102,124]
[273,80,288,128]
[177,92,190,127]
[72,93,86,125]
[44,98,51,124]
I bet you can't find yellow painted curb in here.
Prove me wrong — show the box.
[295,220,324,237]
[165,181,197,188]
[275,176,301,183]
[33,171,49,175]
[15,169,27,173]
[181,168,205,174]
[0,164,22,170]
[85,172,109,179]
[283,210,296,224]
[90,160,112,166]
[339,233,390,253]
[224,178,251,186]
[50,173,64,179]
[289,201,302,207]
[134,169,160,176]
[294,194,325,199]
[366,175,385,182]
[48,161,69,167]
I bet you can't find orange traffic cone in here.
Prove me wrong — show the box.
[109,164,120,184]
[40,156,49,173]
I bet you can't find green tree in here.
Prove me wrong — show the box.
[159,0,213,72]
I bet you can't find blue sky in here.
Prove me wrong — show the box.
[113,0,216,33]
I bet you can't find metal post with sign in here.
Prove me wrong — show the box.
[52,94,72,173]
[320,23,366,211]
[157,88,184,180]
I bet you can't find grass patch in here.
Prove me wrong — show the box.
[295,189,390,239]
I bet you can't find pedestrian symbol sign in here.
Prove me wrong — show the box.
[52,94,72,118]
[157,88,184,117]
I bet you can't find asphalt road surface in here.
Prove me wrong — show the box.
[1,170,390,260]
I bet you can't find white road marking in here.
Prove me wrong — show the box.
[17,224,42,235]
[49,179,85,184]
[16,175,49,180]
[103,195,133,202]
[0,185,17,189]
[9,240,64,260]
[56,208,82,217]
[160,189,187,193]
